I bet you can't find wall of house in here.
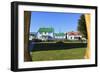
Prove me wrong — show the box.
[29,36,33,40]
[55,36,66,39]
[29,35,35,40]
[37,32,54,40]
[67,35,82,40]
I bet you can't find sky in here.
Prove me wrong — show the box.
[30,11,82,33]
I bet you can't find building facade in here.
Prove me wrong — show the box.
[29,27,84,41]
[67,31,82,40]
[29,32,37,40]
[54,33,66,40]
[37,28,54,41]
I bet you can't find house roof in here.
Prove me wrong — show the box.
[38,27,54,33]
[67,31,81,36]
[54,33,65,36]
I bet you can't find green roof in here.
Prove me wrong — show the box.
[54,33,65,36]
[38,28,54,33]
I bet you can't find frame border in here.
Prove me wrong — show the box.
[11,1,98,72]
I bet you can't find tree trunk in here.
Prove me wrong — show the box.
[84,14,90,59]
[24,11,32,61]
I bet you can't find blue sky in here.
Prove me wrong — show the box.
[30,11,82,33]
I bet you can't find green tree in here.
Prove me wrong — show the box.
[77,14,87,39]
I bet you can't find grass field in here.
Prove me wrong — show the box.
[31,48,86,61]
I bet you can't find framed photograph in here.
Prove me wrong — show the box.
[11,1,97,71]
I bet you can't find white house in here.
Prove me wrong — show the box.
[66,31,82,40]
[37,28,54,41]
[29,33,37,40]
[54,33,66,40]
[29,35,33,40]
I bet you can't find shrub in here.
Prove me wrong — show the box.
[32,39,42,42]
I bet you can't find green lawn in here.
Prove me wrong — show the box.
[31,48,86,61]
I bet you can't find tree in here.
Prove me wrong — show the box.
[24,11,32,61]
[77,14,87,39]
